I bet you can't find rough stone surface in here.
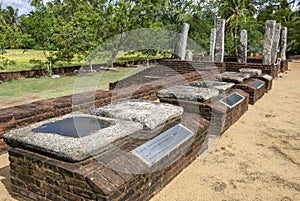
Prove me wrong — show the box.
[185,51,193,61]
[238,29,247,63]
[216,72,251,83]
[210,28,216,62]
[175,23,190,60]
[263,20,276,65]
[239,68,262,76]
[271,23,281,63]
[157,86,219,102]
[3,113,143,162]
[187,81,235,92]
[280,27,288,61]
[262,74,273,81]
[215,19,225,62]
[94,100,184,130]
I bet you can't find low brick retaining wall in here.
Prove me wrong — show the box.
[224,62,280,78]
[0,59,164,82]
[0,70,211,150]
[8,113,209,201]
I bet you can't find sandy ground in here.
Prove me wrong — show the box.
[0,62,299,201]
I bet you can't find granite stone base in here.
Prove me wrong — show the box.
[159,89,249,135]
[8,113,209,201]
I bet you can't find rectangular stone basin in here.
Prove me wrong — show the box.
[239,68,262,76]
[187,81,235,93]
[3,113,143,162]
[157,85,219,102]
[94,100,184,130]
[216,72,251,83]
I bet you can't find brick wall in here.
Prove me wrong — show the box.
[224,62,280,78]
[0,59,164,82]
[8,113,209,201]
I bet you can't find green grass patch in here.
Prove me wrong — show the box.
[0,67,147,109]
[1,49,170,72]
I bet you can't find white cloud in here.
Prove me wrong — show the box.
[0,0,52,16]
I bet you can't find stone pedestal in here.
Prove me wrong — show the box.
[175,23,190,60]
[280,27,288,61]
[185,51,193,61]
[271,23,281,63]
[263,20,276,65]
[215,19,225,62]
[210,28,216,62]
[238,29,247,63]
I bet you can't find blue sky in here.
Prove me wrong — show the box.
[0,0,51,16]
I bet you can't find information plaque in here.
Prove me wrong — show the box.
[131,124,194,166]
[220,92,245,109]
[249,80,264,89]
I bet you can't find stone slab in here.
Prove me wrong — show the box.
[216,72,251,83]
[262,74,273,81]
[3,113,143,162]
[239,68,262,76]
[187,81,235,92]
[157,85,219,102]
[94,100,183,130]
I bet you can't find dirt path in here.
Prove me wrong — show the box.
[0,63,299,201]
[151,63,300,201]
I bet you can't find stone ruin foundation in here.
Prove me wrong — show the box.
[4,101,209,201]
[216,72,266,105]
[156,83,249,135]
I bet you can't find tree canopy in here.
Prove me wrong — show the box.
[0,0,299,70]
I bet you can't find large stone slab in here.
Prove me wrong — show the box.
[215,19,225,62]
[94,100,183,130]
[157,85,219,102]
[263,20,276,65]
[216,72,251,83]
[210,28,216,62]
[271,23,281,63]
[3,113,143,162]
[187,81,235,93]
[239,68,262,76]
[238,29,247,63]
[280,27,288,61]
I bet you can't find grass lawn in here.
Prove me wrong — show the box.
[1,49,170,72]
[1,49,83,72]
[0,67,147,109]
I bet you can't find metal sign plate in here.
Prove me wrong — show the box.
[249,80,264,89]
[131,124,194,166]
[220,92,245,109]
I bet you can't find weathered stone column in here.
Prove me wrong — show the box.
[280,27,288,61]
[238,29,247,63]
[271,23,281,63]
[263,20,276,65]
[175,23,190,60]
[185,51,193,61]
[215,19,225,62]
[210,28,216,62]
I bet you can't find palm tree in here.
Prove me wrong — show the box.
[29,0,43,6]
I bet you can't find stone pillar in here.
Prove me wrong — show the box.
[185,51,193,61]
[215,19,225,62]
[280,27,288,61]
[238,29,247,63]
[263,20,276,65]
[271,23,281,63]
[175,23,190,60]
[210,28,216,62]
